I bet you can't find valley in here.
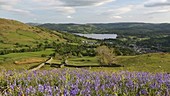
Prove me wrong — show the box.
[39,23,170,53]
[1,0,170,95]
[0,18,170,72]
[0,18,170,96]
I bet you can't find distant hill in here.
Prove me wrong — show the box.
[26,23,42,26]
[39,23,170,36]
[0,18,67,49]
[39,23,106,34]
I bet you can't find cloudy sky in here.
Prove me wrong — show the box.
[0,0,170,23]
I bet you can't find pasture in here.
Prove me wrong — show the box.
[0,49,54,70]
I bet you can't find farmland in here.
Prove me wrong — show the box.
[0,50,170,73]
[0,49,54,70]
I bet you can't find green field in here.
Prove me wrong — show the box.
[88,53,170,73]
[0,49,170,73]
[49,53,170,73]
[67,56,99,65]
[0,49,54,70]
[116,53,170,72]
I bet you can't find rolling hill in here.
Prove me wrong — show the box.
[0,18,67,49]
[0,18,90,70]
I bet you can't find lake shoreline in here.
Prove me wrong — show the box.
[74,33,117,40]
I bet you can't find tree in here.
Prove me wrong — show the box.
[96,45,115,65]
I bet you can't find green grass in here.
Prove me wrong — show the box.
[0,49,55,70]
[0,49,54,62]
[115,53,170,72]
[0,43,14,49]
[0,63,40,71]
[51,59,62,64]
[50,56,99,65]
[0,18,67,49]
[1,47,170,73]
[83,53,170,73]
[67,56,99,65]
[50,53,170,73]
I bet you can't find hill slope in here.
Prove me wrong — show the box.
[0,18,67,49]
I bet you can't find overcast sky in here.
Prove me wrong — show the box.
[0,0,170,23]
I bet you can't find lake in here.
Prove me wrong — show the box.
[74,34,117,40]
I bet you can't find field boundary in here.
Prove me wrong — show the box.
[28,57,53,72]
[49,63,122,68]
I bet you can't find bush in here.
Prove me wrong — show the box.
[41,54,47,57]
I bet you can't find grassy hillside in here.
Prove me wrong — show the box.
[0,18,67,49]
[115,53,170,72]
[0,18,96,70]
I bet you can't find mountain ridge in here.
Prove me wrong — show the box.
[38,22,170,35]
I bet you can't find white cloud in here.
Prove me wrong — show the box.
[30,0,75,14]
[1,0,170,23]
[100,5,134,20]
[0,0,115,17]
[32,0,63,6]
[30,0,115,15]
[1,5,31,15]
[0,1,7,5]
[32,0,115,7]
[67,15,73,19]
[0,0,20,6]
[0,0,32,15]
[111,16,122,19]
[105,5,134,15]
[33,18,37,21]
[61,0,115,7]
[144,0,170,7]
[147,9,170,14]
[55,7,76,14]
